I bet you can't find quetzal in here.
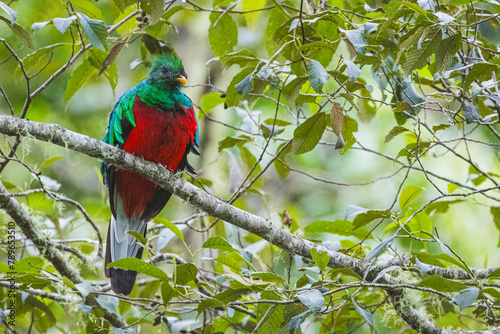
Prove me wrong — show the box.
[101,54,199,295]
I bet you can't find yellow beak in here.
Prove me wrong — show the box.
[176,75,187,85]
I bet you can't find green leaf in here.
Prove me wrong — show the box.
[218,49,259,68]
[282,76,308,102]
[407,212,432,238]
[467,165,487,186]
[1,181,18,191]
[266,8,288,55]
[292,112,327,155]
[295,93,317,106]
[435,33,461,73]
[77,13,108,51]
[433,124,451,132]
[289,311,310,332]
[490,206,500,247]
[13,256,44,274]
[197,297,225,313]
[435,236,453,257]
[399,185,424,208]
[299,40,337,53]
[484,287,500,298]
[257,304,285,334]
[72,0,104,21]
[264,118,292,127]
[75,281,91,298]
[415,257,432,276]
[463,102,480,124]
[113,0,136,12]
[30,20,49,30]
[352,298,373,325]
[308,60,329,93]
[403,26,441,73]
[297,290,324,315]
[393,101,412,113]
[127,231,147,246]
[304,220,371,240]
[434,11,455,25]
[396,141,431,162]
[343,57,361,82]
[235,72,253,95]
[251,272,286,284]
[140,33,174,55]
[41,156,63,169]
[154,218,184,242]
[372,265,400,283]
[455,287,479,311]
[487,268,500,279]
[209,11,238,56]
[385,126,409,143]
[65,59,97,101]
[175,263,198,285]
[161,281,178,305]
[214,288,250,304]
[353,209,391,229]
[0,16,33,48]
[364,237,394,261]
[214,253,245,273]
[345,206,367,221]
[240,145,263,189]
[201,92,225,114]
[21,43,66,75]
[396,25,427,64]
[425,199,462,215]
[218,135,252,152]
[463,63,498,88]
[400,76,425,114]
[142,0,163,25]
[310,249,330,270]
[54,16,78,34]
[226,67,254,107]
[401,1,428,17]
[26,295,57,324]
[88,48,117,93]
[490,207,500,232]
[339,28,367,55]
[242,0,265,30]
[274,159,290,180]
[0,1,17,25]
[108,258,169,281]
[338,115,358,154]
[203,236,235,252]
[418,275,467,292]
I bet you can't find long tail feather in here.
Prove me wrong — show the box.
[105,204,147,295]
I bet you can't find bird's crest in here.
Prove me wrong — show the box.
[150,53,184,74]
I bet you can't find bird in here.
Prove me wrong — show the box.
[101,53,199,295]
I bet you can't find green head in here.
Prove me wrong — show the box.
[148,54,188,89]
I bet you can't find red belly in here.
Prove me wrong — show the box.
[116,96,196,218]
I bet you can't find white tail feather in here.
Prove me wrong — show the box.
[109,198,147,263]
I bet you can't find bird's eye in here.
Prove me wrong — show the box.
[161,67,169,73]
